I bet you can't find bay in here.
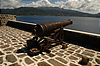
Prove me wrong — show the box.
[16,16,100,34]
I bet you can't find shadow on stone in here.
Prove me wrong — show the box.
[78,56,89,65]
[16,47,40,57]
[16,39,40,57]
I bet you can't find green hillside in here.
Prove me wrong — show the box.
[0,7,100,17]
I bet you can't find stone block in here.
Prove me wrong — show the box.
[74,53,83,58]
[67,50,73,54]
[55,57,68,64]
[0,51,4,55]
[41,55,48,59]
[25,57,34,64]
[70,63,79,66]
[3,47,15,51]
[69,55,78,60]
[35,56,41,59]
[48,53,55,57]
[38,62,51,66]
[6,54,17,63]
[9,63,21,66]
[0,57,3,64]
[82,51,94,57]
[17,54,27,58]
[95,59,100,64]
[55,52,64,56]
[0,45,9,48]
[48,59,65,66]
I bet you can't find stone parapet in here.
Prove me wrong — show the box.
[64,29,100,51]
[7,20,36,32]
[0,14,16,26]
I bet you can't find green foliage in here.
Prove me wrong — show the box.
[0,7,100,17]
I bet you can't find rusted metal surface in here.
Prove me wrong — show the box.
[33,19,72,37]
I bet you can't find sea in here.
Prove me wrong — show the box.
[16,16,100,34]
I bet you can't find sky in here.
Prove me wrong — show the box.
[19,0,67,4]
[22,0,98,3]
[4,0,99,4]
[1,0,100,14]
[3,0,65,3]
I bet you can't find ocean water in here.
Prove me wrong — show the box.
[16,16,100,34]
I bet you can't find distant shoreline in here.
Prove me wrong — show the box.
[16,15,100,18]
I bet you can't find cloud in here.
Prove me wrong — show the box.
[0,0,100,14]
[55,1,100,14]
[25,0,57,7]
[0,0,26,9]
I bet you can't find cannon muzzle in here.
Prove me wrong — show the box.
[33,19,73,37]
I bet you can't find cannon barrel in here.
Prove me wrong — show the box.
[33,19,73,37]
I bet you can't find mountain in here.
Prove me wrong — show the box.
[1,7,100,17]
[95,13,100,17]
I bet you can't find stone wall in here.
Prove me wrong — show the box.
[7,20,36,32]
[6,20,100,51]
[64,29,100,51]
[0,14,16,26]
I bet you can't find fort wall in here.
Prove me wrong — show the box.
[0,14,16,26]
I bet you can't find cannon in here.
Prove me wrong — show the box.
[27,19,73,56]
[33,19,73,37]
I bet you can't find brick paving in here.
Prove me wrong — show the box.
[0,26,100,66]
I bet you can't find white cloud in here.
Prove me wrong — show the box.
[0,0,100,14]
[55,1,100,14]
[25,0,57,7]
[0,0,25,9]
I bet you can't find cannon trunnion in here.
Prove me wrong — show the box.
[27,20,73,56]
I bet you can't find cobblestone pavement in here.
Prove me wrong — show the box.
[0,26,100,66]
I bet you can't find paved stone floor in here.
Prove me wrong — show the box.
[0,26,100,66]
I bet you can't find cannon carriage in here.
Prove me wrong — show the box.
[27,19,73,56]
